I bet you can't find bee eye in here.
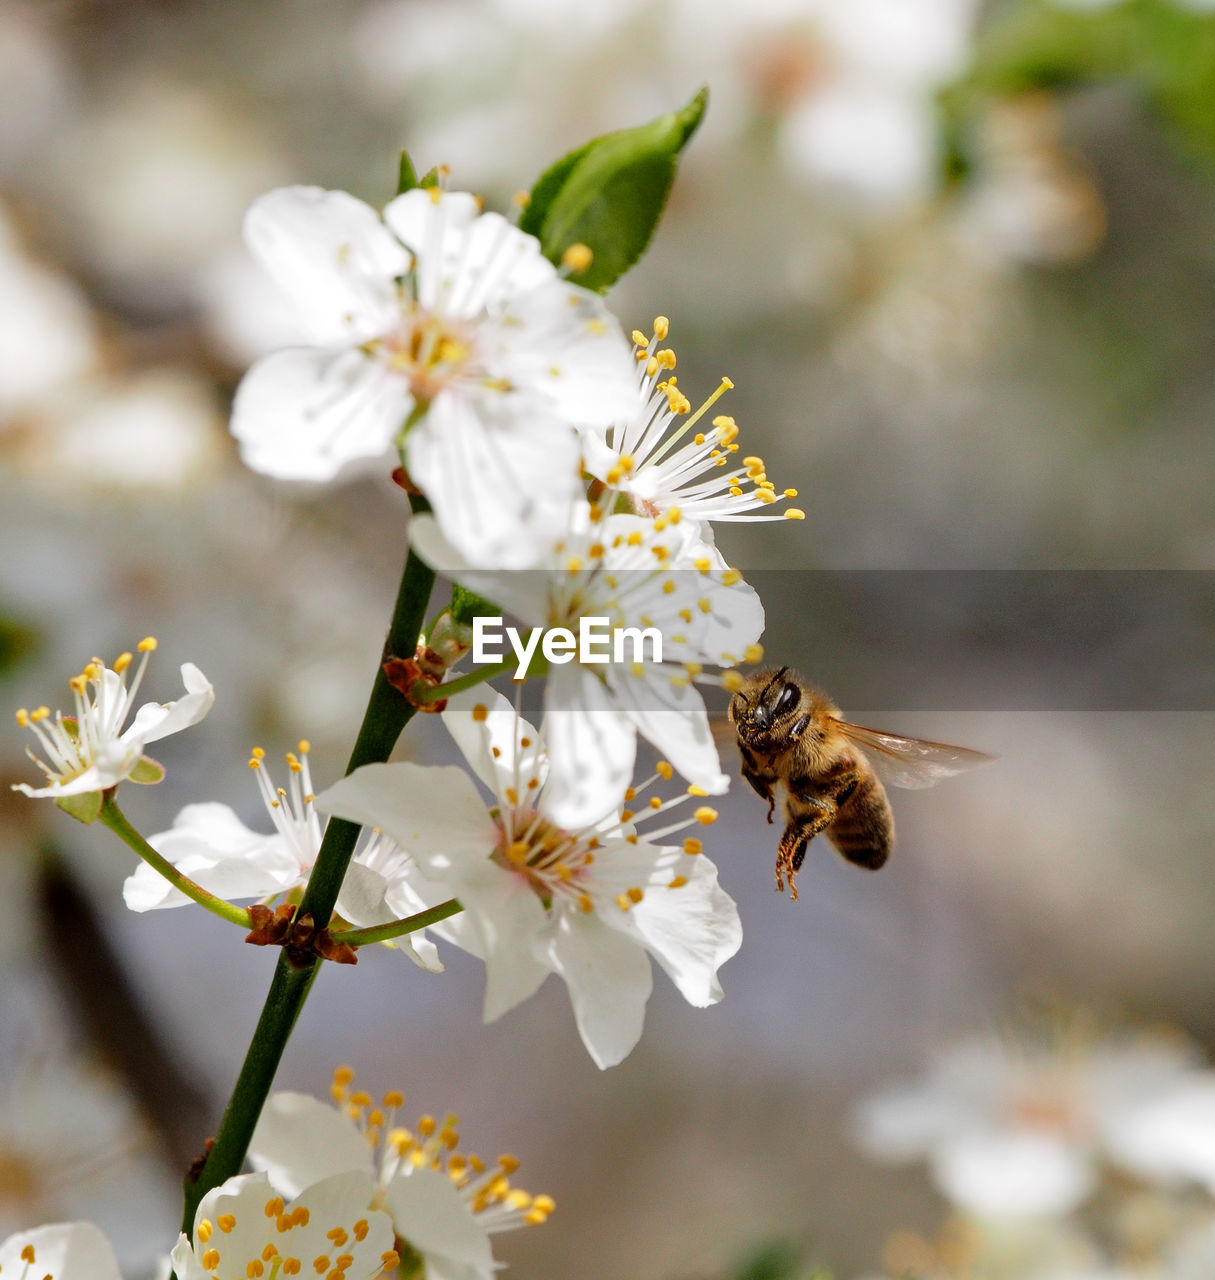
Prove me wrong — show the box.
[776,684,799,715]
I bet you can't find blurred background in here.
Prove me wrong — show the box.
[4,0,1215,1276]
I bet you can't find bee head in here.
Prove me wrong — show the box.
[730,666,807,749]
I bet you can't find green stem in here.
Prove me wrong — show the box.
[413,655,549,704]
[180,496,437,1232]
[332,897,463,948]
[99,797,252,929]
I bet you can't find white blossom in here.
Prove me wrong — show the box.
[250,1070,553,1280]
[13,638,213,803]
[0,1222,123,1280]
[231,184,636,566]
[853,1024,1202,1219]
[122,740,442,972]
[172,1169,396,1280]
[408,508,764,827]
[316,689,742,1068]
[582,316,806,534]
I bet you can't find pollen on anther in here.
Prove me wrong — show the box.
[684,837,703,854]
[218,1214,236,1233]
[721,670,743,693]
[138,636,158,651]
[472,703,489,722]
[694,806,718,825]
[669,875,688,889]
[785,508,806,520]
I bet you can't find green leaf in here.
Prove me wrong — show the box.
[419,165,444,190]
[128,755,166,785]
[56,790,103,824]
[520,86,708,292]
[397,151,419,195]
[450,584,501,628]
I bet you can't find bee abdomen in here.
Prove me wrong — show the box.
[826,775,893,871]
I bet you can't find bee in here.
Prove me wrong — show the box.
[725,667,993,900]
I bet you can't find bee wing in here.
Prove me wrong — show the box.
[831,719,994,789]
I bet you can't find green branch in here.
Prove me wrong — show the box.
[180,496,437,1232]
[99,797,252,929]
[332,897,463,948]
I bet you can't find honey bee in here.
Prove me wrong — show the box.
[725,667,993,900]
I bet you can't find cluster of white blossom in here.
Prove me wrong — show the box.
[9,169,806,1275]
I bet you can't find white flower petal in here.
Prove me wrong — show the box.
[244,185,408,344]
[123,802,300,910]
[609,668,728,797]
[406,392,583,568]
[440,687,547,799]
[248,1093,375,1196]
[315,763,498,873]
[0,1222,122,1279]
[124,662,215,747]
[1104,1077,1215,1189]
[851,1081,971,1162]
[544,909,653,1069]
[540,667,636,828]
[383,190,553,314]
[627,849,741,1007]
[931,1130,1095,1219]
[231,346,411,482]
[383,1164,494,1278]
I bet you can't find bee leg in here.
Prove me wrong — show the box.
[775,803,834,902]
[739,748,777,823]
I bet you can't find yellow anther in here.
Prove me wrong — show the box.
[615,894,633,911]
[667,506,682,524]
[526,776,539,790]
[265,1197,286,1218]
[588,542,605,559]
[694,807,718,825]
[264,1243,281,1261]
[742,456,763,467]
[327,1228,349,1247]
[247,1258,265,1276]
[333,1065,355,1087]
[251,746,266,759]
[756,490,775,504]
[512,190,530,207]
[350,1091,372,1109]
[721,569,742,586]
[505,786,518,805]
[698,598,712,614]
[684,837,703,855]
[298,739,311,753]
[113,650,133,673]
[631,329,649,347]
[653,316,669,339]
[566,557,583,573]
[617,454,635,474]
[506,1189,532,1210]
[284,1261,302,1276]
[368,1108,385,1127]
[621,808,634,822]
[743,644,764,664]
[684,662,703,678]
[653,516,668,533]
[578,893,593,912]
[649,796,662,810]
[32,706,49,721]
[561,243,593,273]
[627,886,644,904]
[784,488,798,498]
[313,1257,330,1275]
[694,432,706,445]
[693,557,711,574]
[688,784,708,797]
[418,1115,437,1137]
[651,545,669,562]
[624,787,637,802]
[199,1221,214,1243]
[334,1254,354,1270]
[138,636,158,651]
[15,708,28,726]
[721,670,743,693]
[785,508,806,520]
[626,530,643,547]
[218,1214,236,1233]
[389,1128,413,1154]
[669,875,688,888]
[472,703,489,722]
[203,1248,221,1269]
[381,1252,401,1271]
[729,487,743,497]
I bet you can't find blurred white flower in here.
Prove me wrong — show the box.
[853,1024,1202,1219]
[0,1221,122,1280]
[250,1070,553,1280]
[42,79,284,307]
[408,509,765,825]
[172,1168,397,1280]
[232,184,635,567]
[317,688,742,1068]
[122,740,442,971]
[13,639,213,802]
[1104,1074,1215,1193]
[16,368,226,493]
[0,214,97,421]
